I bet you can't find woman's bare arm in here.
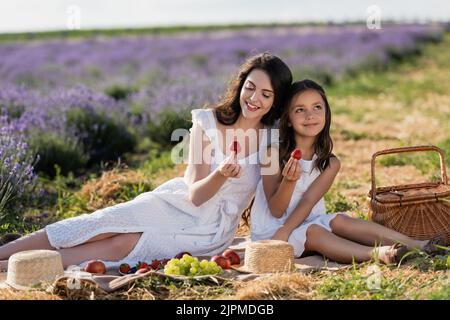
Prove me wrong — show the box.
[185,121,239,207]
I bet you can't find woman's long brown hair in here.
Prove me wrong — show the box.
[279,79,335,174]
[212,52,293,127]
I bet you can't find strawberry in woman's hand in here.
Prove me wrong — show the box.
[229,139,241,153]
[291,149,302,160]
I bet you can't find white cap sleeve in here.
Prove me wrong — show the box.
[190,108,216,143]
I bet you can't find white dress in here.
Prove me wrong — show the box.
[250,154,346,257]
[45,108,273,268]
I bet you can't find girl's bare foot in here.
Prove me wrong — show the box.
[373,244,409,265]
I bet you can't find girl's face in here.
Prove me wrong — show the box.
[288,89,326,138]
[239,69,275,121]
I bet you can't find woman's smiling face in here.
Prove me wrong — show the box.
[239,68,275,120]
[288,89,326,138]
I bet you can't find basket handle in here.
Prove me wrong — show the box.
[370,145,448,199]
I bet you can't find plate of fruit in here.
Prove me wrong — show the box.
[161,250,241,278]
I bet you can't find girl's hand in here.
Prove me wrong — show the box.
[271,226,291,242]
[282,157,301,182]
[217,150,241,178]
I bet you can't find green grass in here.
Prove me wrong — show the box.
[329,33,450,101]
[142,150,176,175]
[315,250,449,300]
[377,138,450,177]
[340,129,368,141]
[324,185,367,219]
[317,264,409,299]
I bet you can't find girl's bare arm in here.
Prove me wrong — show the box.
[261,146,298,218]
[272,157,341,240]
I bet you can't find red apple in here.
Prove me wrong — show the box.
[291,149,302,160]
[222,249,240,265]
[211,255,231,269]
[119,263,131,274]
[84,260,106,274]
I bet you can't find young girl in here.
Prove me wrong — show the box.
[250,79,444,264]
[0,52,293,270]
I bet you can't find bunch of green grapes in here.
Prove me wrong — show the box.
[164,254,222,276]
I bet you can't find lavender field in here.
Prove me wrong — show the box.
[0,23,446,218]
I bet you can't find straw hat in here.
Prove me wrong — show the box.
[231,240,296,274]
[0,250,65,290]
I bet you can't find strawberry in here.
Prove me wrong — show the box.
[136,261,149,270]
[232,141,239,152]
[229,140,240,153]
[291,149,302,160]
[119,263,131,274]
[150,259,162,270]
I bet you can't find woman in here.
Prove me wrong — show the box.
[0,52,293,270]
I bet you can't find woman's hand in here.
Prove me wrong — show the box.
[217,150,241,178]
[271,225,292,242]
[281,157,301,182]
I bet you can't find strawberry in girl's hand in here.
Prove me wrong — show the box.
[291,149,302,160]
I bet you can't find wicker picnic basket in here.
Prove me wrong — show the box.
[367,145,450,245]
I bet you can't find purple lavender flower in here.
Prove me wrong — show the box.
[0,115,38,218]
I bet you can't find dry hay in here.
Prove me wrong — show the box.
[0,287,61,300]
[51,276,170,300]
[332,93,448,143]
[77,168,152,210]
[229,273,314,300]
[151,164,187,187]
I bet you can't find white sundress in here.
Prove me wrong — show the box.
[250,154,346,257]
[45,108,274,268]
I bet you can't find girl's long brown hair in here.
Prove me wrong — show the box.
[279,79,335,173]
[212,52,293,127]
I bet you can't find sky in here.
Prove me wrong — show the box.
[0,0,448,33]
